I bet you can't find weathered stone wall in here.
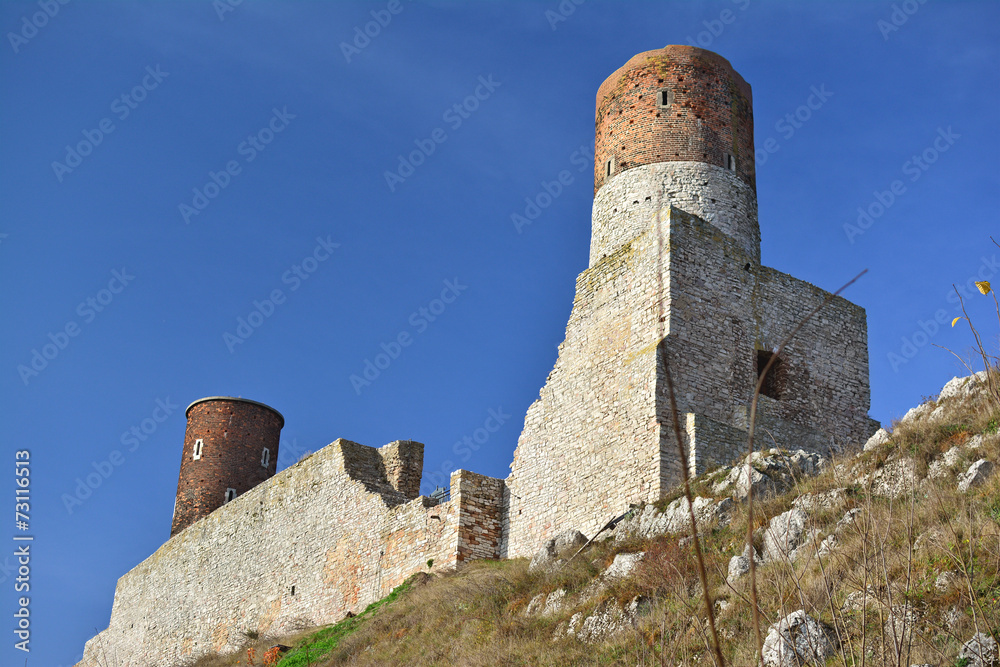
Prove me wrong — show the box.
[77,440,504,667]
[590,162,759,266]
[507,202,875,558]
[751,266,877,453]
[504,213,666,558]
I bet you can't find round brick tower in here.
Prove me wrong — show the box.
[170,397,284,537]
[590,45,760,265]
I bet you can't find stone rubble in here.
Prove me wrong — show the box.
[761,609,838,667]
[958,459,994,493]
[960,633,999,667]
[528,529,589,573]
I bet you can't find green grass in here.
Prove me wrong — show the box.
[275,574,421,667]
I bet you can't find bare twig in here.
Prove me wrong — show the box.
[745,269,868,662]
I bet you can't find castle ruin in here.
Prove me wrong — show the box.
[77,45,876,666]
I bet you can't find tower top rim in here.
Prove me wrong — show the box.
[185,396,285,427]
[596,45,752,114]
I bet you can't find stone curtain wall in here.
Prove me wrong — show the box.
[683,413,747,478]
[77,439,504,667]
[752,267,877,451]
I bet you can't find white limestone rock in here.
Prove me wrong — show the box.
[860,457,919,499]
[835,507,862,533]
[728,543,762,582]
[575,596,650,642]
[900,402,934,425]
[816,533,838,558]
[762,508,810,563]
[614,497,729,540]
[524,593,545,616]
[603,552,645,580]
[793,488,848,513]
[715,449,826,500]
[541,589,567,616]
[927,446,964,480]
[934,571,961,593]
[958,459,994,493]
[939,371,989,402]
[884,604,917,646]
[528,529,588,573]
[864,427,891,452]
[761,610,838,667]
[960,633,999,667]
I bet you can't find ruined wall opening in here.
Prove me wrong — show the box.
[756,350,785,399]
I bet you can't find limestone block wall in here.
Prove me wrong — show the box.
[505,217,666,559]
[590,162,759,266]
[454,471,505,562]
[509,203,876,556]
[683,412,747,477]
[77,439,504,667]
[751,267,877,451]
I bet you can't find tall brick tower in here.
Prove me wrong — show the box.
[171,397,284,536]
[503,46,875,559]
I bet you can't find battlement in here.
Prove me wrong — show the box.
[336,438,424,503]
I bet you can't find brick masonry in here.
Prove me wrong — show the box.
[171,398,284,537]
[75,44,878,665]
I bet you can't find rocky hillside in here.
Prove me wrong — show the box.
[193,372,999,667]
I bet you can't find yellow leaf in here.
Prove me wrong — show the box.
[952,317,964,327]
[976,280,992,295]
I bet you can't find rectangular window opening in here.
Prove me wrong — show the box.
[606,160,613,177]
[192,438,203,460]
[756,351,784,399]
[224,488,237,503]
[261,448,271,468]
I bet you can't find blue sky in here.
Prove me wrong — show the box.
[1,1,997,664]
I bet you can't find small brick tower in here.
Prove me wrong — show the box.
[170,397,284,536]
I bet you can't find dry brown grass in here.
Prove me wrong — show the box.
[182,378,999,667]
